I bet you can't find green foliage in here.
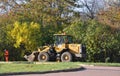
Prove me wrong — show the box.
[10,0,76,26]
[84,20,119,62]
[64,20,120,62]
[64,21,87,43]
[7,21,42,50]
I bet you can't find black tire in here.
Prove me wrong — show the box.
[61,52,72,62]
[38,52,49,62]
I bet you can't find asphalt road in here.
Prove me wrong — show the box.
[11,66,120,76]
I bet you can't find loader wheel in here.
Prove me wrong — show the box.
[38,52,49,62]
[61,52,72,62]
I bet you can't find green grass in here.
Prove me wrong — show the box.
[0,62,79,74]
[0,62,120,74]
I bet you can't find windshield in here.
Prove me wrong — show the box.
[54,35,73,45]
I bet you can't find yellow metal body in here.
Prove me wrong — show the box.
[68,44,82,54]
[38,46,50,53]
[38,43,81,55]
[54,43,81,54]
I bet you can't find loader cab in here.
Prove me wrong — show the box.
[54,34,73,46]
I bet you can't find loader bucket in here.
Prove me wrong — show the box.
[24,53,35,62]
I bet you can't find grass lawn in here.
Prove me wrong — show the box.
[0,62,80,74]
[0,61,120,74]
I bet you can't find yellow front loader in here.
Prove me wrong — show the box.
[24,34,86,62]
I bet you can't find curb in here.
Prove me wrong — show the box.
[0,67,85,76]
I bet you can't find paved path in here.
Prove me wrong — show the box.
[12,66,120,76]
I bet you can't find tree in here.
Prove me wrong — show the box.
[7,21,42,50]
[98,5,120,30]
[64,20,87,43]
[3,0,76,26]
[11,0,78,45]
[0,0,77,50]
[74,0,105,19]
[84,20,120,62]
[64,20,120,62]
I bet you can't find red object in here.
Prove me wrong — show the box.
[4,50,9,62]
